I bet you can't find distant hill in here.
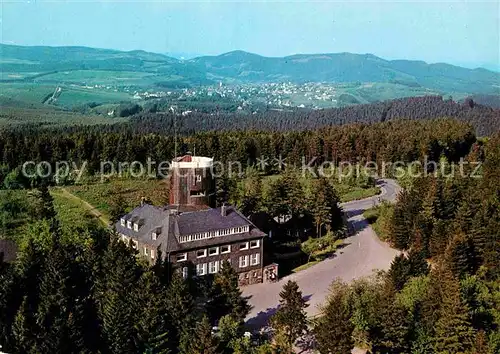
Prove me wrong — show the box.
[129,95,500,137]
[1,43,499,96]
[191,51,499,94]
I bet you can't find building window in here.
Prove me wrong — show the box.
[196,249,207,258]
[196,175,202,182]
[143,247,148,256]
[120,218,125,227]
[182,267,188,279]
[196,263,206,276]
[250,240,260,249]
[220,245,231,254]
[133,223,139,232]
[152,232,157,241]
[127,221,132,229]
[177,253,187,262]
[209,261,219,274]
[150,249,155,259]
[132,240,138,249]
[239,255,248,268]
[239,242,249,251]
[208,247,219,256]
[250,253,260,266]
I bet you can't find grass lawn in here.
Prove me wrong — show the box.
[337,186,380,202]
[292,260,320,273]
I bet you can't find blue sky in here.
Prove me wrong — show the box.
[0,0,498,69]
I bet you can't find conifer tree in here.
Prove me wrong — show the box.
[34,244,92,353]
[387,254,411,291]
[433,274,475,353]
[371,297,412,354]
[270,280,308,351]
[313,281,354,354]
[165,272,195,346]
[0,261,18,350]
[207,260,250,324]
[96,237,142,353]
[108,191,127,223]
[133,271,172,354]
[445,232,476,279]
[180,315,219,354]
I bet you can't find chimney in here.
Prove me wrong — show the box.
[221,203,227,217]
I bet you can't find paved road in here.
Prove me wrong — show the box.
[243,179,401,329]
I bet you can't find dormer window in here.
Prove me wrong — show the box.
[152,232,157,240]
[120,218,125,227]
[127,221,132,229]
[133,223,139,232]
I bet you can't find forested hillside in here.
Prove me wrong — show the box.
[1,44,498,95]
[133,95,497,136]
[0,118,476,185]
[314,133,500,353]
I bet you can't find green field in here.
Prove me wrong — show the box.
[65,178,170,219]
[0,82,55,105]
[54,85,134,107]
[0,105,128,127]
[34,70,159,86]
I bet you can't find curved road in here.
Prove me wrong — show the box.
[243,179,401,328]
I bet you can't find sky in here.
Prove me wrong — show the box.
[0,0,498,69]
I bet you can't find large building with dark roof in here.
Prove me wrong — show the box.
[115,155,275,286]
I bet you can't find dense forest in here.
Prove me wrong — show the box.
[312,132,500,353]
[0,186,268,353]
[127,96,499,136]
[0,117,477,187]
[0,92,499,352]
[0,131,498,353]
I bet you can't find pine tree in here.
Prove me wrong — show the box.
[36,184,58,229]
[108,191,127,223]
[96,237,142,353]
[407,248,429,277]
[390,187,423,250]
[387,254,411,291]
[165,272,195,347]
[133,271,172,354]
[433,274,475,353]
[34,244,90,353]
[180,315,219,354]
[11,239,45,351]
[0,261,19,350]
[207,260,250,324]
[371,297,412,354]
[270,280,308,351]
[313,281,354,354]
[445,232,476,279]
[386,249,428,292]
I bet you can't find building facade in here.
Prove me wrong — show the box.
[114,154,270,286]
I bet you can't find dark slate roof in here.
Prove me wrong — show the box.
[0,239,18,263]
[176,206,248,235]
[114,204,266,253]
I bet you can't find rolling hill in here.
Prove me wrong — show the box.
[191,51,499,94]
[0,43,498,106]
